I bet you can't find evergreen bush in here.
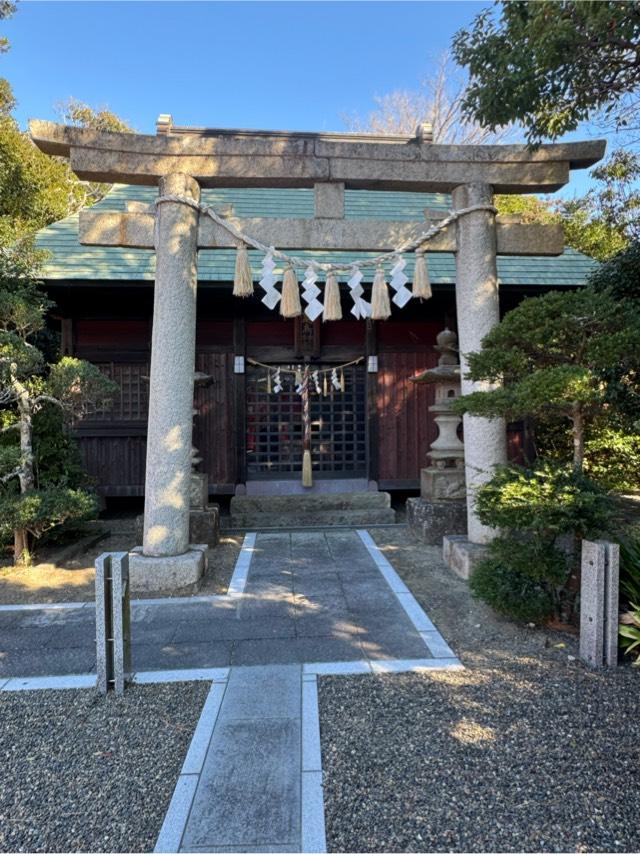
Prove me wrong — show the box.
[470,536,567,623]
[470,463,613,622]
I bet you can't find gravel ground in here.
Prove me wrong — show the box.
[0,682,209,853]
[0,532,242,605]
[318,525,640,853]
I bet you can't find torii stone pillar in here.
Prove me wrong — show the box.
[452,182,507,544]
[130,173,207,590]
[143,173,200,556]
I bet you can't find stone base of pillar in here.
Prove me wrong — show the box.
[442,535,488,581]
[128,544,207,593]
[135,506,220,548]
[407,497,467,546]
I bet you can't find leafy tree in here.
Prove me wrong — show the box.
[556,149,640,260]
[453,289,640,471]
[0,241,117,563]
[453,1,640,144]
[0,0,16,54]
[54,98,134,206]
[588,237,640,303]
[0,83,134,242]
[0,107,85,241]
[56,97,132,134]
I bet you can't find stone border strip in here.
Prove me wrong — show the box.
[0,669,234,693]
[303,659,463,677]
[133,668,230,685]
[0,601,89,611]
[154,678,230,853]
[1,673,97,691]
[302,673,327,853]
[226,532,256,595]
[356,529,462,666]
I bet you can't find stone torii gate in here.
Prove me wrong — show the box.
[30,118,605,591]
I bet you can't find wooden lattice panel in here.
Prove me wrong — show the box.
[246,363,366,479]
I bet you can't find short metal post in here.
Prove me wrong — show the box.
[580,540,620,668]
[95,551,132,694]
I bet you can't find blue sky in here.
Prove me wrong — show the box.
[2,1,605,197]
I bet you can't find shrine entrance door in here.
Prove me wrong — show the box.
[245,362,367,494]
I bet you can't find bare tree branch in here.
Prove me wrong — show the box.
[343,51,516,144]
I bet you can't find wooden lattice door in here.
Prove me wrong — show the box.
[246,363,367,480]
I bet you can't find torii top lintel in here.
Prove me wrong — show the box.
[29,120,605,194]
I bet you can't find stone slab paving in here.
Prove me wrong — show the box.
[180,665,303,852]
[0,531,438,677]
[0,529,461,854]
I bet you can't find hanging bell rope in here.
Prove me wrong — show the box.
[301,367,313,488]
[323,274,342,321]
[280,265,302,318]
[233,242,254,297]
[412,249,432,301]
[371,266,391,321]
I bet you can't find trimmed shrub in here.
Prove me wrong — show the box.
[475,462,613,539]
[470,463,613,623]
[470,535,569,623]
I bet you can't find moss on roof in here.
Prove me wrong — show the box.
[35,184,597,286]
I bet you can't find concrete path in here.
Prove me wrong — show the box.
[154,664,320,854]
[0,531,453,678]
[0,529,461,853]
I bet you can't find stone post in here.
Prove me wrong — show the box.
[143,173,201,557]
[452,182,507,544]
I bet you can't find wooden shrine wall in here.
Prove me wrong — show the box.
[69,313,524,497]
[376,322,439,489]
[74,319,237,495]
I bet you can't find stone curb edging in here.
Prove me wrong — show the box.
[154,679,230,853]
[356,529,462,667]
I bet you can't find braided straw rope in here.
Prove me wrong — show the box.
[155,194,497,274]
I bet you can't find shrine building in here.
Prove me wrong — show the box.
[35,178,596,499]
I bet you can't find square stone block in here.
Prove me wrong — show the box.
[189,506,220,546]
[128,545,207,592]
[442,535,488,580]
[407,497,467,545]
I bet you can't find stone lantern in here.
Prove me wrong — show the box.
[406,328,467,544]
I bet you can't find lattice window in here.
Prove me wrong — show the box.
[83,362,150,422]
[246,363,367,478]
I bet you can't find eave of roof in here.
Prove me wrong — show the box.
[35,185,598,287]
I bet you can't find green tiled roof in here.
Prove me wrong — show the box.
[35,185,598,286]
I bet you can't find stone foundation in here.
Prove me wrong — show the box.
[128,544,207,593]
[442,535,488,580]
[407,497,467,546]
[135,504,220,547]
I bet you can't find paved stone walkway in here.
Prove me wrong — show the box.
[0,529,461,853]
[0,531,441,677]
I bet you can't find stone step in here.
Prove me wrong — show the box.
[230,490,391,515]
[228,508,396,529]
